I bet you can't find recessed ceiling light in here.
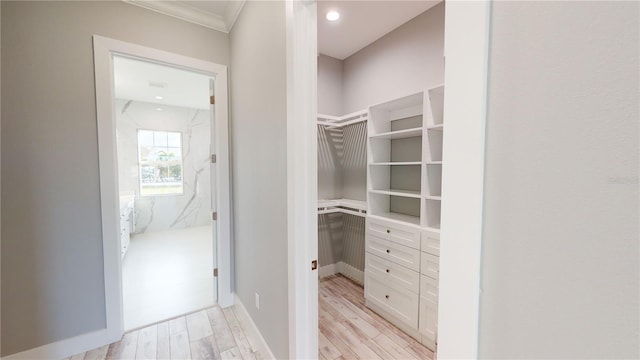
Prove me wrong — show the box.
[155,96,164,100]
[326,10,340,22]
[156,107,163,111]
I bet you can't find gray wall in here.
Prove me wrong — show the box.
[480,2,639,358]
[318,54,343,116]
[342,2,445,113]
[318,125,343,200]
[1,1,229,355]
[229,2,289,358]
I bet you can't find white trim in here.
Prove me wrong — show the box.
[224,1,246,32]
[338,262,365,285]
[122,0,246,33]
[318,262,364,285]
[285,1,318,358]
[318,263,339,279]
[1,329,110,360]
[232,295,276,360]
[93,35,233,348]
[437,1,491,359]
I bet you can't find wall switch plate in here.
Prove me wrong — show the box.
[255,292,260,310]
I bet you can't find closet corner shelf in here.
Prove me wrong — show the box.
[369,161,421,166]
[369,127,423,140]
[426,161,443,165]
[425,195,442,201]
[426,124,444,131]
[318,198,367,218]
[369,212,421,227]
[369,189,422,199]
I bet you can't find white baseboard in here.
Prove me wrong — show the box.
[338,262,364,286]
[318,263,338,278]
[2,328,116,360]
[232,294,275,360]
[319,262,364,286]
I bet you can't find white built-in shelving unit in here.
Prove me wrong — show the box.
[364,84,445,351]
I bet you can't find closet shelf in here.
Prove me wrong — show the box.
[318,198,367,218]
[369,213,421,226]
[426,161,442,165]
[317,110,368,128]
[369,162,421,166]
[427,124,443,131]
[369,189,421,199]
[425,195,441,201]
[369,127,422,140]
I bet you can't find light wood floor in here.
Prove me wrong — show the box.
[66,306,259,360]
[319,274,434,360]
[72,274,432,360]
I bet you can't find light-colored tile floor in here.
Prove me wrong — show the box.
[123,225,215,331]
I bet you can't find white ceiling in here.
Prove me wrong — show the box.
[318,0,441,60]
[113,56,212,110]
[124,0,440,60]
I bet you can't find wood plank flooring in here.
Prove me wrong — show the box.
[72,274,432,360]
[65,306,259,360]
[319,274,434,360]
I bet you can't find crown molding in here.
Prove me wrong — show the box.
[123,0,246,33]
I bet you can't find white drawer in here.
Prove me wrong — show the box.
[366,253,419,293]
[418,296,438,347]
[365,272,419,329]
[366,235,420,272]
[367,217,420,249]
[420,253,439,280]
[420,275,439,303]
[421,229,440,256]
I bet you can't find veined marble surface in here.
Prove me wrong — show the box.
[116,99,211,233]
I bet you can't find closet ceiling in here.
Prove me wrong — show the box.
[318,0,441,60]
[123,0,441,59]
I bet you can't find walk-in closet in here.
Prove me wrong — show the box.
[317,1,445,359]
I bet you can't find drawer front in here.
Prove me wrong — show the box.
[420,253,439,280]
[366,253,420,293]
[420,275,439,303]
[367,235,420,272]
[419,296,438,345]
[421,229,440,256]
[367,217,420,249]
[365,272,419,329]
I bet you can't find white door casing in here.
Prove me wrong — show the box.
[93,35,232,343]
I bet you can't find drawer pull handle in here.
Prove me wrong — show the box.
[386,249,390,254]
[386,269,390,273]
[386,229,390,234]
[385,295,389,299]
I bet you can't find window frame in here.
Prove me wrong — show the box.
[136,128,185,197]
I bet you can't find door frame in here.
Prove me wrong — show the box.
[93,35,233,342]
[289,1,492,358]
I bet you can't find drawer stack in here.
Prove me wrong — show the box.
[364,217,441,351]
[418,229,440,349]
[364,217,421,331]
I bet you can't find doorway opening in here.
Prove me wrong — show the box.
[93,35,232,342]
[113,55,217,330]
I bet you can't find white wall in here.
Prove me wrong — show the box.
[115,99,211,233]
[229,2,289,358]
[0,1,229,356]
[342,2,444,113]
[317,54,343,116]
[480,2,639,358]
